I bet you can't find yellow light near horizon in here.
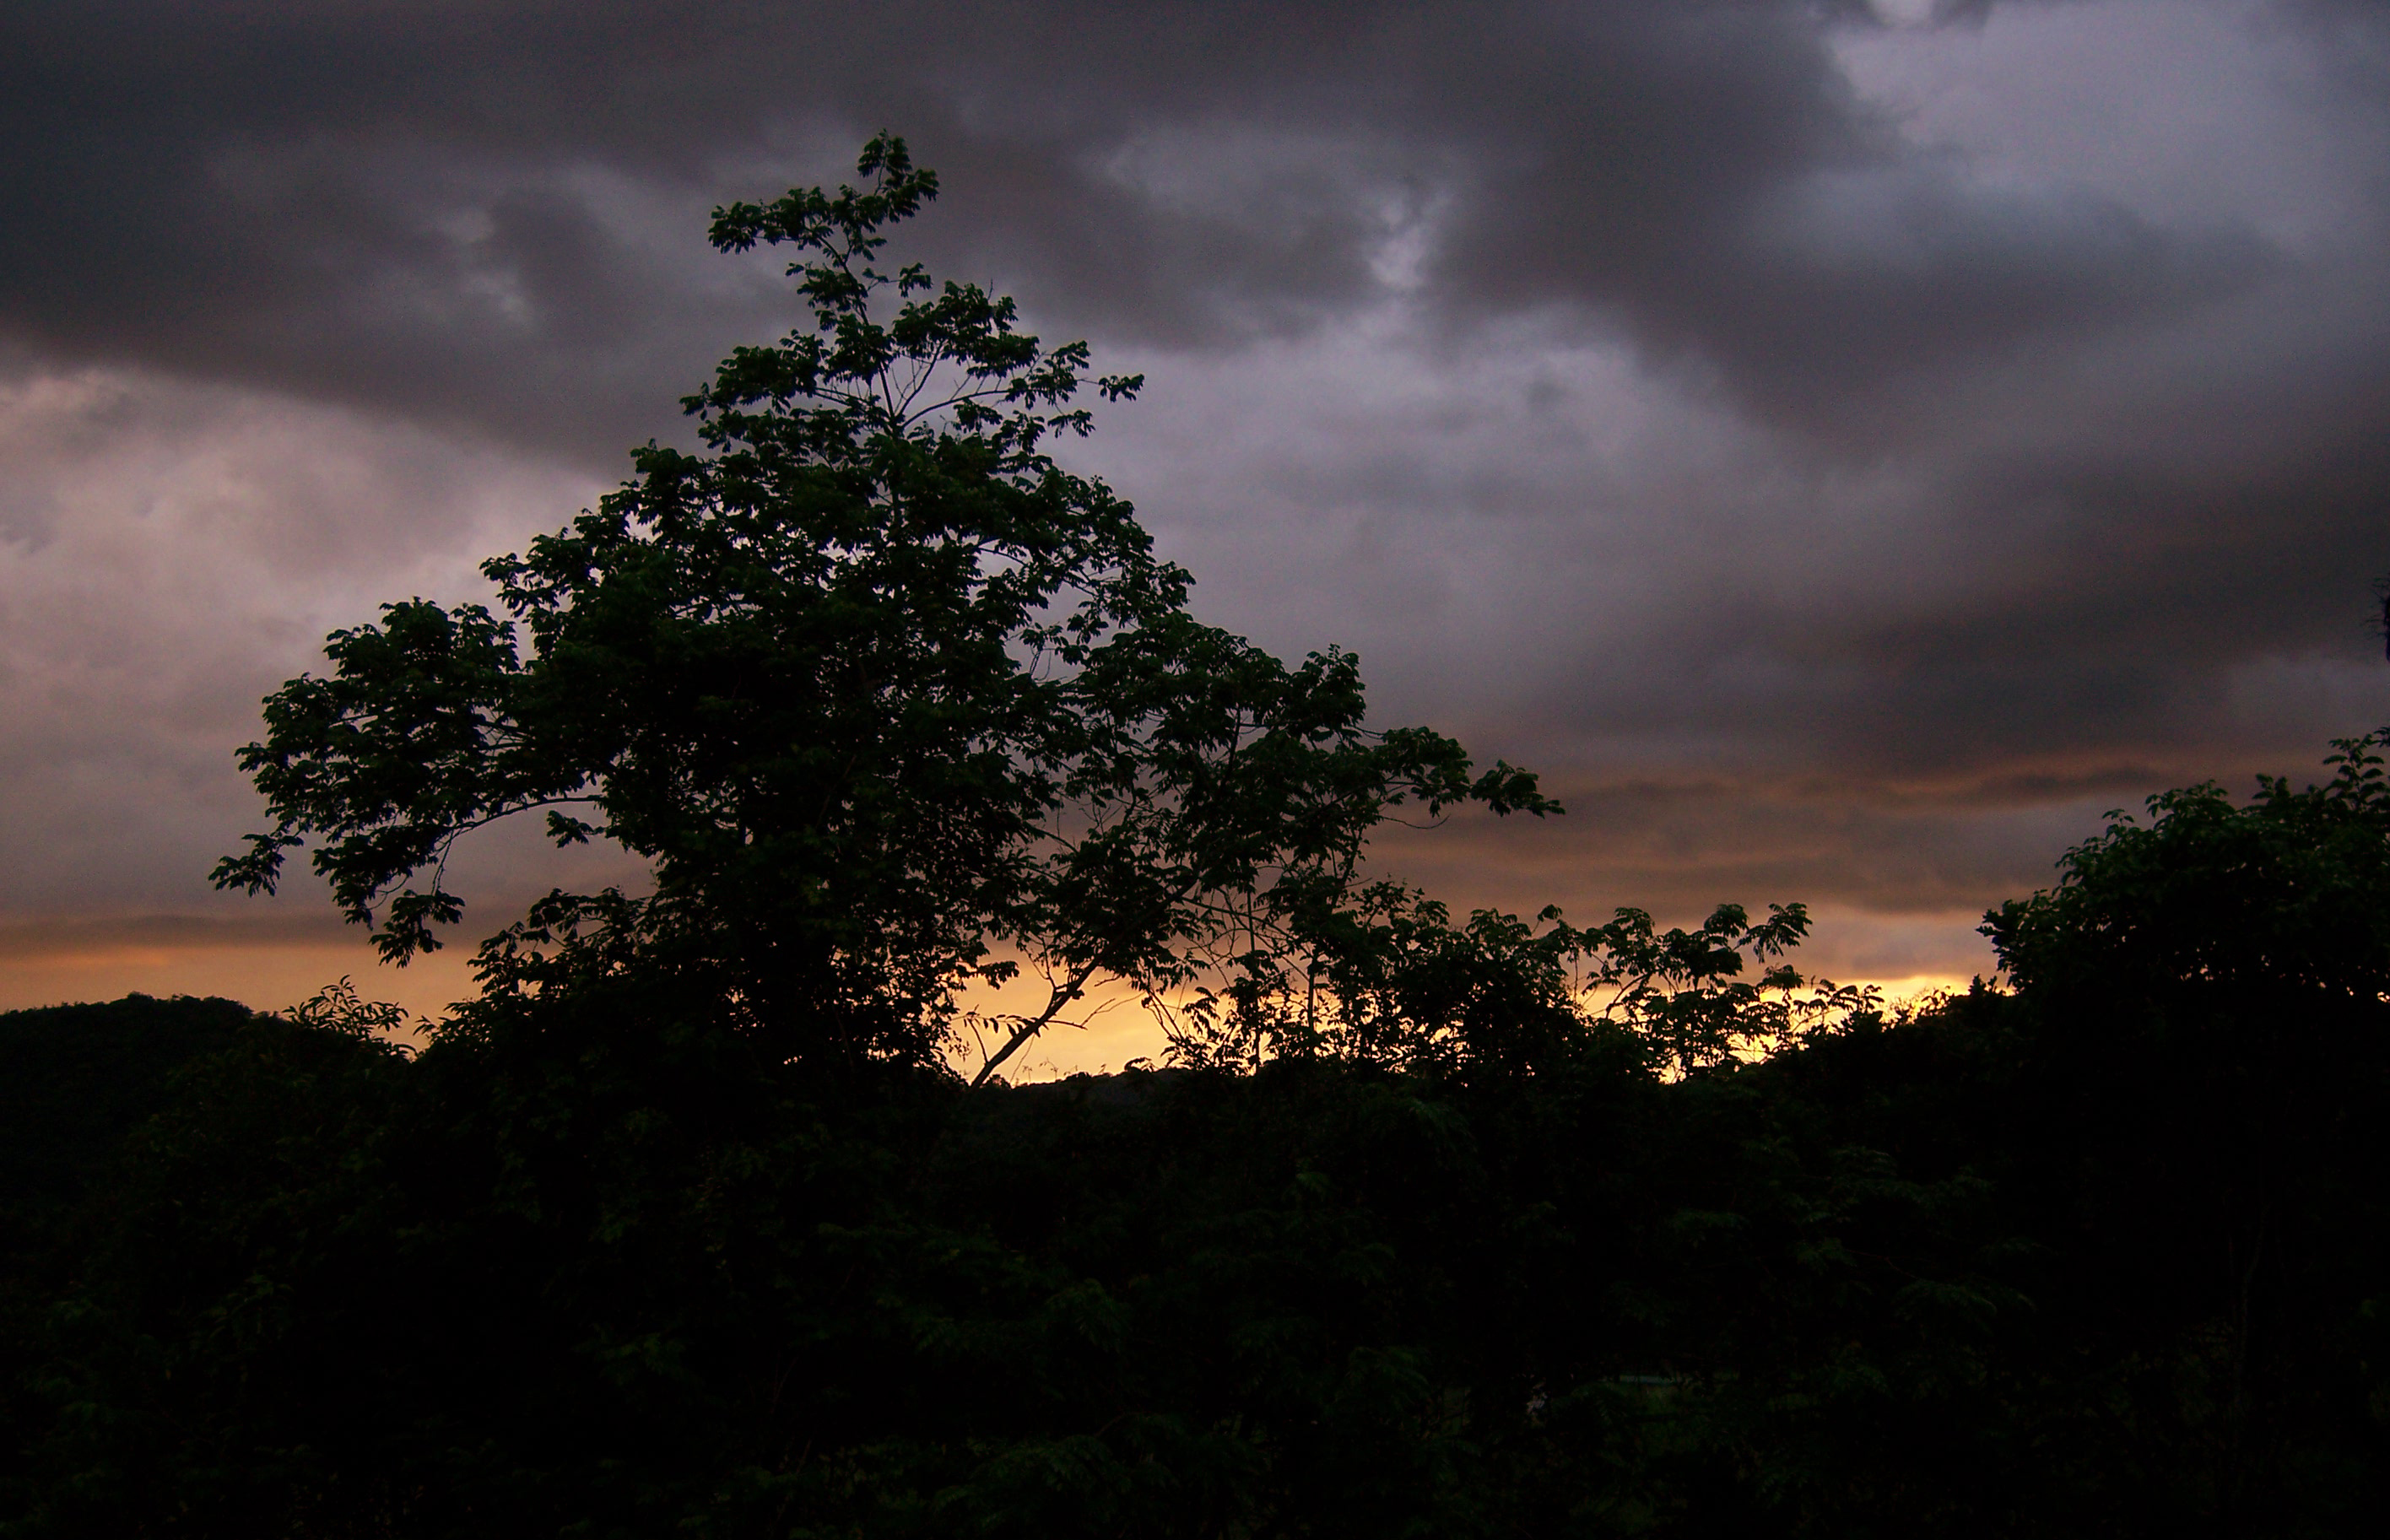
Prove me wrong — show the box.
[2,927,1990,1083]
[0,936,480,1023]
[942,965,1176,1082]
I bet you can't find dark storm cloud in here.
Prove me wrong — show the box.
[0,0,2286,456]
[1560,371,2390,778]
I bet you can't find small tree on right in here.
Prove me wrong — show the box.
[1986,727,2390,1011]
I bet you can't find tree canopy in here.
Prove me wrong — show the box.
[1987,729,2390,1012]
[213,134,1554,1077]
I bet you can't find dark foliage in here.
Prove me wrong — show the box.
[0,995,253,1256]
[8,751,2390,1533]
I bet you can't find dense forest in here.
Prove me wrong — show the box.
[3,140,2384,1536]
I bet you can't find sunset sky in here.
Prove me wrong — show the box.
[5,1,2387,1070]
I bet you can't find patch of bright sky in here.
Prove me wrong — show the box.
[1836,0,2383,253]
[0,365,613,916]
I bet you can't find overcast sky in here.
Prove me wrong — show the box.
[5,0,2387,1040]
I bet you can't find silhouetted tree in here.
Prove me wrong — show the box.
[212,135,1552,1077]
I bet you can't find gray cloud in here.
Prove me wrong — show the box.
[0,2,2298,447]
[4,0,2389,1009]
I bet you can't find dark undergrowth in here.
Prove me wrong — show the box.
[2,962,2382,1537]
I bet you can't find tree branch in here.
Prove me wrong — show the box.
[971,957,1105,1087]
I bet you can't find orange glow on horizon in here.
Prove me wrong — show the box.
[3,927,1986,1085]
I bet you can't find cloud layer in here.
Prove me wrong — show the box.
[6,0,2388,1017]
